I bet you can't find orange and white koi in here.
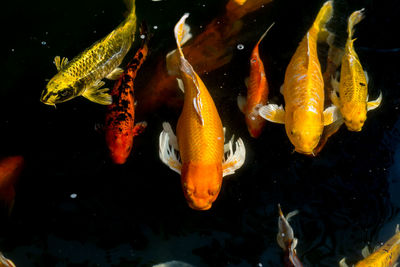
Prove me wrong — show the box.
[0,252,15,267]
[259,1,339,155]
[277,204,303,267]
[159,14,246,210]
[330,8,382,132]
[237,23,274,138]
[105,25,148,164]
[0,156,24,214]
[340,225,400,267]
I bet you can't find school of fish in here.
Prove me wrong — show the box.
[1,0,392,265]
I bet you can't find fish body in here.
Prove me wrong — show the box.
[159,14,245,210]
[277,205,303,267]
[0,252,15,267]
[238,23,274,138]
[0,156,24,213]
[105,26,148,164]
[259,1,338,155]
[340,225,400,267]
[330,9,382,131]
[41,0,137,106]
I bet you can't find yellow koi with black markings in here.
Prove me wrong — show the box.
[40,0,137,106]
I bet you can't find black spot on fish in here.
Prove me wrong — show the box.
[117,113,127,122]
[359,82,366,86]
[121,99,130,109]
[138,52,143,60]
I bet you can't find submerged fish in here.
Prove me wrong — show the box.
[40,0,137,106]
[340,225,400,267]
[152,260,194,267]
[330,8,382,132]
[259,1,339,155]
[159,14,246,210]
[0,156,24,214]
[105,24,148,164]
[0,252,15,267]
[237,23,274,138]
[277,204,303,267]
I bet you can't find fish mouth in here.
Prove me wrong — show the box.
[188,200,212,211]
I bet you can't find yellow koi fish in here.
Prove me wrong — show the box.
[0,252,15,267]
[40,0,137,106]
[159,14,246,210]
[259,1,338,155]
[330,9,382,131]
[340,225,400,267]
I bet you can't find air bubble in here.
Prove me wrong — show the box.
[70,193,77,199]
[153,25,158,29]
[41,41,47,45]
[237,44,244,50]
[140,34,145,39]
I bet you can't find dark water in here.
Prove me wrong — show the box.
[1,0,400,266]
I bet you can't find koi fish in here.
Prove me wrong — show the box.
[330,9,382,132]
[159,14,246,210]
[277,204,303,267]
[153,261,194,267]
[0,252,15,267]
[105,24,148,164]
[237,22,274,138]
[136,0,273,115]
[0,156,24,214]
[259,1,339,155]
[40,0,137,106]
[340,225,400,267]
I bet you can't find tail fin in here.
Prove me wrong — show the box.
[173,13,192,58]
[313,1,333,31]
[347,8,365,40]
[256,22,275,46]
[124,0,136,16]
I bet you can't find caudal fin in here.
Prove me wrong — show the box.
[124,0,136,16]
[347,8,365,40]
[313,1,333,42]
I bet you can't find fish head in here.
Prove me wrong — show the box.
[106,132,133,164]
[181,162,223,210]
[341,102,367,132]
[287,109,323,155]
[41,74,78,105]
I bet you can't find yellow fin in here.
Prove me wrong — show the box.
[258,104,285,124]
[348,8,365,40]
[105,67,124,80]
[237,95,247,113]
[313,1,333,42]
[367,91,382,111]
[361,245,371,258]
[222,137,246,177]
[323,105,340,126]
[53,56,69,71]
[82,81,112,105]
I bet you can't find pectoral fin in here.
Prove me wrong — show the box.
[132,121,147,136]
[331,75,340,92]
[159,122,181,174]
[367,91,382,111]
[222,137,246,177]
[82,81,112,105]
[258,104,285,124]
[330,88,340,107]
[106,67,124,80]
[361,245,371,258]
[339,258,349,267]
[323,105,341,126]
[313,118,343,155]
[237,95,247,113]
[54,56,69,71]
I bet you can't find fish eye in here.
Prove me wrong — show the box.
[251,58,257,63]
[360,119,365,124]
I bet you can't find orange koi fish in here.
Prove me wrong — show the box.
[159,14,246,210]
[136,0,273,115]
[330,9,382,132]
[0,156,24,213]
[0,252,15,267]
[104,26,148,164]
[259,1,339,155]
[237,22,274,138]
[277,204,303,267]
[340,225,400,267]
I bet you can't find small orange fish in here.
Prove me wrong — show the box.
[340,225,400,267]
[277,204,303,267]
[104,25,148,164]
[259,1,339,155]
[238,22,274,138]
[159,14,246,210]
[0,156,24,213]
